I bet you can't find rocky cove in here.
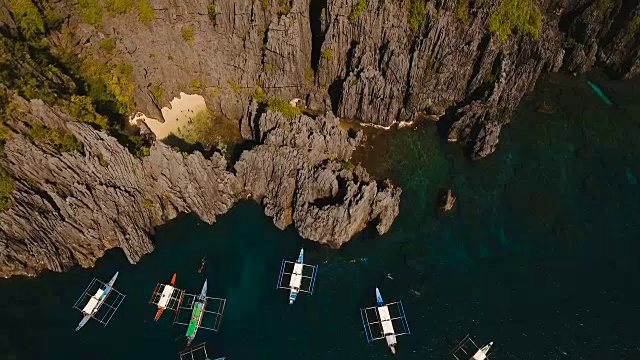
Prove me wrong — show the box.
[0,0,639,278]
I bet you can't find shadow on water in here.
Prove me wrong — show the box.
[1,73,640,359]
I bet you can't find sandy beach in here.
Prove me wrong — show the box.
[131,93,207,139]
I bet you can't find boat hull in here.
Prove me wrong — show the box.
[75,315,91,331]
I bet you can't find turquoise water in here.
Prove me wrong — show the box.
[1,72,640,359]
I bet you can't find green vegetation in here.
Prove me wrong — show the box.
[97,153,109,167]
[455,0,469,22]
[171,110,242,157]
[9,0,45,40]
[279,0,291,15]
[348,0,367,23]
[253,87,268,103]
[340,160,355,171]
[267,97,300,119]
[261,0,269,10]
[29,122,84,153]
[98,38,116,54]
[151,84,163,100]
[143,199,153,209]
[321,48,334,61]
[488,0,542,41]
[69,95,109,129]
[597,0,613,17]
[408,0,427,33]
[264,63,275,72]
[630,16,640,34]
[43,2,64,31]
[304,67,314,82]
[104,0,134,15]
[227,79,240,94]
[191,79,206,93]
[182,27,195,44]
[211,87,220,97]
[83,58,136,115]
[137,0,155,23]
[77,0,104,27]
[207,3,216,22]
[0,167,14,212]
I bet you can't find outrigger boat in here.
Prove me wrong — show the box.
[174,280,226,347]
[179,342,226,360]
[360,287,411,354]
[149,273,185,321]
[73,272,125,331]
[451,334,494,360]
[276,248,318,304]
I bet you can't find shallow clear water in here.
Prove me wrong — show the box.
[1,72,639,360]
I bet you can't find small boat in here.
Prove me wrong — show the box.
[186,280,208,346]
[174,281,226,346]
[451,334,494,360]
[289,248,305,304]
[276,248,318,304]
[154,273,177,321]
[360,288,411,354]
[198,257,205,273]
[75,272,120,331]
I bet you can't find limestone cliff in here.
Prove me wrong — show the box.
[24,0,639,159]
[0,92,399,277]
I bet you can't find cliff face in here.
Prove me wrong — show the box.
[0,93,240,277]
[0,93,399,277]
[44,0,640,159]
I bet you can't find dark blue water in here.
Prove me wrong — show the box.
[1,72,639,360]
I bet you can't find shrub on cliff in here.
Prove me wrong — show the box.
[98,38,116,54]
[0,167,14,212]
[9,0,45,40]
[408,0,427,33]
[68,95,109,129]
[137,0,155,23]
[489,0,542,41]
[104,0,134,15]
[456,0,469,23]
[267,98,301,120]
[29,123,84,153]
[321,48,334,61]
[77,0,104,27]
[348,0,367,23]
[182,27,195,44]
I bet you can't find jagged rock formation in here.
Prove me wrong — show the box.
[236,100,401,247]
[41,0,639,160]
[0,94,240,277]
[0,94,400,277]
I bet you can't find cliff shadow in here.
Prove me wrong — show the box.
[309,0,328,71]
[162,134,221,159]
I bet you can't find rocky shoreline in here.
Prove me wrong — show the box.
[0,92,400,278]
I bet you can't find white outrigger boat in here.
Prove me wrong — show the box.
[276,248,318,304]
[149,273,185,321]
[451,334,494,360]
[179,342,225,360]
[360,288,411,354]
[73,272,125,331]
[174,280,226,346]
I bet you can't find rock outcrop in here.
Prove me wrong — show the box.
[236,100,401,247]
[0,94,400,277]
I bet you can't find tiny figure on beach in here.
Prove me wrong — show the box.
[198,257,205,273]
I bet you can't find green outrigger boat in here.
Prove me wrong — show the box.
[173,278,226,347]
[185,280,208,346]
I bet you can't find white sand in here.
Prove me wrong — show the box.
[131,93,207,139]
